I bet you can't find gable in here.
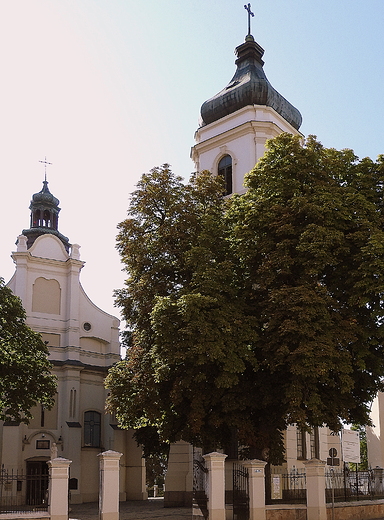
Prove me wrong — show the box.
[30,234,69,261]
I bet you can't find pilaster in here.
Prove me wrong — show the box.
[242,459,267,520]
[203,452,227,520]
[98,450,123,520]
[304,459,327,520]
[48,457,71,520]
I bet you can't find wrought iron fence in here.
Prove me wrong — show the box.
[232,463,249,520]
[0,467,49,513]
[266,466,306,505]
[326,467,384,502]
[193,451,208,519]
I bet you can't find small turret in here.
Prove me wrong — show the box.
[22,179,70,252]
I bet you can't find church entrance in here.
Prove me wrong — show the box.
[26,461,49,506]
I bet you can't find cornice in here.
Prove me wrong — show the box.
[11,250,85,270]
[193,120,285,155]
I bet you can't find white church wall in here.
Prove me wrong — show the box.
[192,105,302,195]
[4,227,145,503]
[367,393,384,468]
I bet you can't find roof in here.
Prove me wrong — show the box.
[200,35,302,130]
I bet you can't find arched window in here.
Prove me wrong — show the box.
[84,411,101,447]
[218,155,233,196]
[32,210,41,227]
[43,210,51,228]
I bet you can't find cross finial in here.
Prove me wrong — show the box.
[39,156,52,181]
[244,3,254,37]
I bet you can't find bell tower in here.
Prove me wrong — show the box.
[22,178,70,252]
[191,6,302,194]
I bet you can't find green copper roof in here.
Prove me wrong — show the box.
[200,35,302,130]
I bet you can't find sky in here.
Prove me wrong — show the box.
[1,0,384,320]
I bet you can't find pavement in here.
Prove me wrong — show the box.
[69,498,192,520]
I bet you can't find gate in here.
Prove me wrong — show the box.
[0,464,49,513]
[233,463,249,520]
[266,466,306,504]
[193,451,208,519]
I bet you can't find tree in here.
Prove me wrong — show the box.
[228,135,384,437]
[106,136,384,462]
[106,164,258,453]
[0,277,56,422]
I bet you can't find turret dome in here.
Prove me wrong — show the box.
[31,179,60,207]
[200,35,302,130]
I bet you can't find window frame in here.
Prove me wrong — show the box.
[83,410,101,448]
[296,427,307,460]
[218,154,233,196]
[310,427,320,459]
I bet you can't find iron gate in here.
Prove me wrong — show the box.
[233,463,249,520]
[193,452,208,519]
[0,465,49,513]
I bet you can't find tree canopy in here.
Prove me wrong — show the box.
[106,135,384,462]
[0,278,57,422]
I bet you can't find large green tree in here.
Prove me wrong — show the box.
[106,165,257,452]
[106,136,384,462]
[0,278,56,422]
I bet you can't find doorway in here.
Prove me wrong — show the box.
[26,461,49,506]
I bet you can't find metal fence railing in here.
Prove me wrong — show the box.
[0,468,49,513]
[266,466,306,505]
[193,451,208,520]
[326,467,384,502]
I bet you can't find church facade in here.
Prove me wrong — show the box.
[3,180,146,504]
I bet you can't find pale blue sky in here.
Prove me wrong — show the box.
[1,0,383,318]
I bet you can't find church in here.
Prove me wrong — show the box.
[3,178,146,504]
[5,6,372,509]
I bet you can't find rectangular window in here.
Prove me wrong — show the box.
[296,428,307,460]
[310,427,320,459]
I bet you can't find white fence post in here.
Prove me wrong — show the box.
[98,450,123,520]
[203,452,227,520]
[48,457,72,520]
[242,459,267,520]
[304,459,327,520]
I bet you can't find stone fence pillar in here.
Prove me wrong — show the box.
[98,450,123,520]
[48,457,72,520]
[203,452,227,520]
[304,459,327,520]
[242,460,267,520]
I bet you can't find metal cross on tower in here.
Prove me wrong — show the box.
[39,156,52,181]
[244,3,254,36]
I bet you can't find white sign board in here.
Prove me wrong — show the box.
[342,429,360,463]
[271,475,282,500]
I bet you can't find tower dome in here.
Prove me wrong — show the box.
[31,179,60,207]
[22,179,70,252]
[191,21,303,196]
[200,35,302,130]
